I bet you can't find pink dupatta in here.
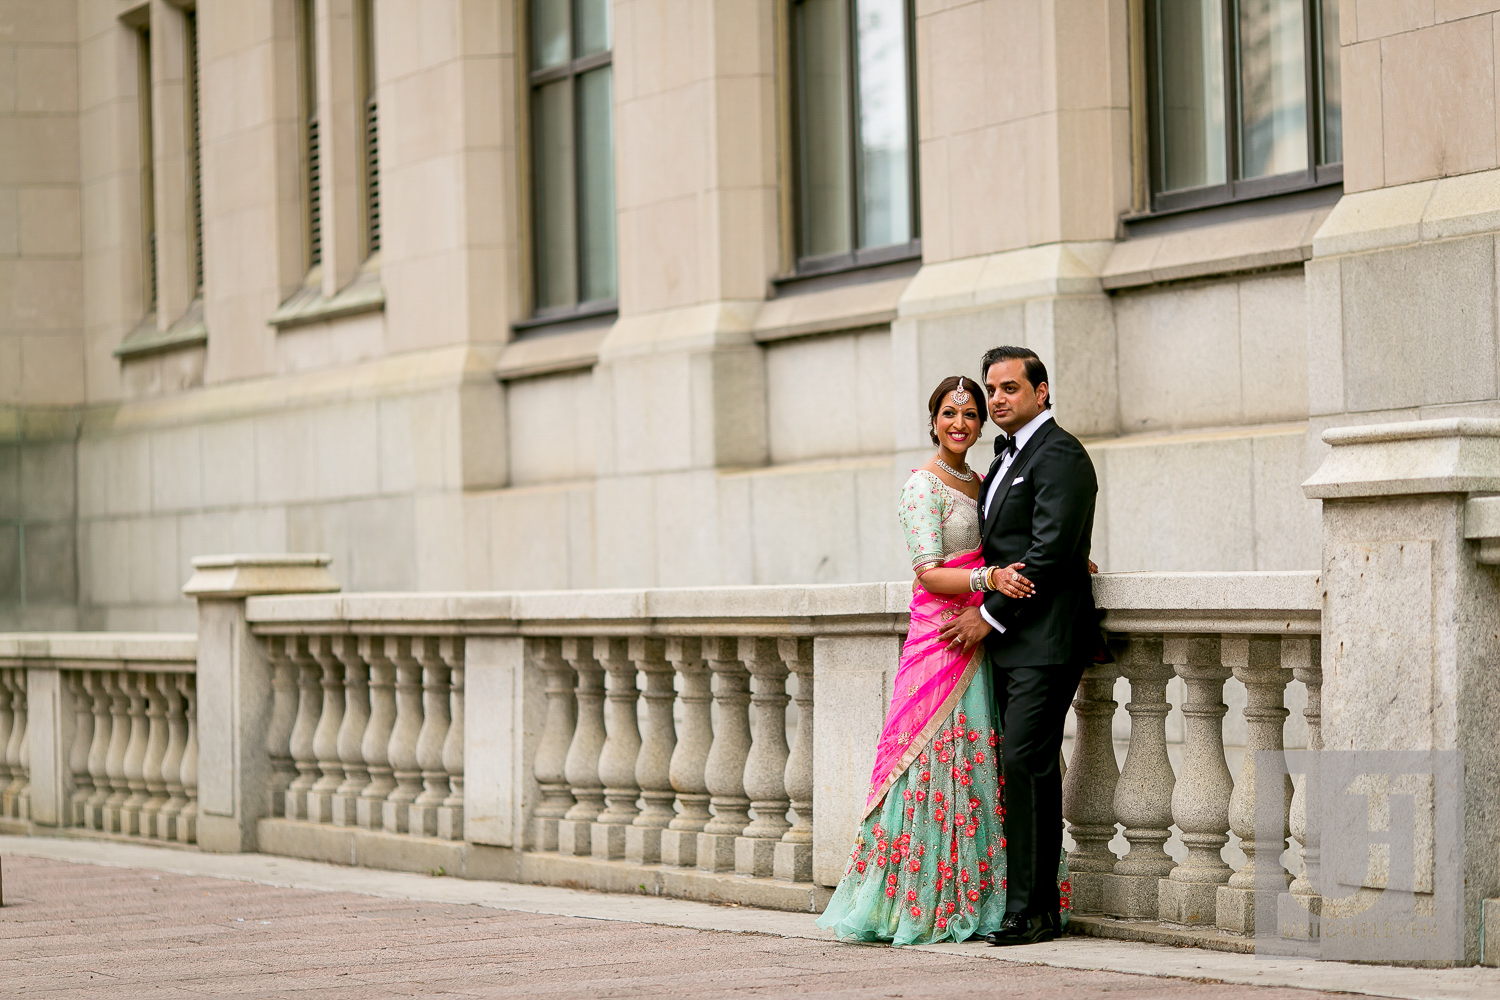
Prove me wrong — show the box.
[862,548,985,818]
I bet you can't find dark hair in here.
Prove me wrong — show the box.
[980,346,1051,409]
[927,376,987,446]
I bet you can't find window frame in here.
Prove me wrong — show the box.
[523,1,618,327]
[1144,0,1341,216]
[787,0,921,279]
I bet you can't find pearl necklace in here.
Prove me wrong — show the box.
[935,456,976,482]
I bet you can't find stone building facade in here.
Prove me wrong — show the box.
[0,0,1493,630]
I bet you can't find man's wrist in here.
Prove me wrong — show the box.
[978,604,1005,634]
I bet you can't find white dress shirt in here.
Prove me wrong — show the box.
[979,409,1054,633]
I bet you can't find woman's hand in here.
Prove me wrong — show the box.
[993,562,1034,599]
[1088,559,1099,574]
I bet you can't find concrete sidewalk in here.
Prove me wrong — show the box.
[3,835,1498,999]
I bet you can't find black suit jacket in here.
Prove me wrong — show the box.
[979,418,1099,667]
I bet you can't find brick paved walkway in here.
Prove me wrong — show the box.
[0,855,1361,999]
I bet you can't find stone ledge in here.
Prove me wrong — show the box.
[1103,207,1330,291]
[53,826,201,852]
[1067,914,1254,954]
[0,631,197,664]
[255,819,830,912]
[495,327,608,381]
[268,273,385,331]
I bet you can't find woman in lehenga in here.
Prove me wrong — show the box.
[816,375,1071,946]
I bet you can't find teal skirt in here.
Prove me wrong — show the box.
[816,666,1071,946]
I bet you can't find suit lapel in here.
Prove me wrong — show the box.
[981,421,1056,543]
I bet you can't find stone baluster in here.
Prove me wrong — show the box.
[438,637,466,841]
[661,638,711,867]
[736,637,791,877]
[263,636,299,818]
[625,637,674,864]
[774,638,814,882]
[529,639,576,851]
[698,637,752,873]
[591,637,641,859]
[82,672,111,829]
[0,670,12,814]
[1287,637,1322,909]
[1062,659,1120,914]
[1216,636,1294,933]
[155,673,188,841]
[139,672,171,836]
[409,638,452,837]
[1158,635,1234,925]
[67,673,94,828]
[358,635,398,829]
[177,674,197,843]
[332,635,371,826]
[307,636,347,823]
[12,671,28,819]
[382,637,424,833]
[286,638,323,821]
[3,670,27,816]
[120,671,150,834]
[557,638,606,856]
[102,671,131,832]
[1107,636,1177,919]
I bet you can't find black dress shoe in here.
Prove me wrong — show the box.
[985,911,1058,946]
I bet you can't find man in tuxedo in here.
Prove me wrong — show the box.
[937,345,1099,946]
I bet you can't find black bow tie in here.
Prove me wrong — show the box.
[995,435,1016,460]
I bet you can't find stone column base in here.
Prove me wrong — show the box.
[557,818,593,856]
[735,836,777,877]
[532,817,560,852]
[408,803,440,837]
[437,806,463,841]
[696,831,738,871]
[625,826,663,864]
[1105,873,1167,920]
[331,794,359,826]
[591,822,628,859]
[1216,885,1256,933]
[307,793,335,825]
[774,841,812,882]
[1066,869,1110,915]
[355,798,383,830]
[660,828,698,866]
[1158,876,1224,925]
[381,800,410,833]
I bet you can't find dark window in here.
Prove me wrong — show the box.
[1147,0,1341,213]
[186,10,203,295]
[528,0,616,319]
[137,26,156,313]
[358,0,379,257]
[791,0,918,276]
[298,0,321,270]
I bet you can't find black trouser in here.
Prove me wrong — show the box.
[992,661,1086,917]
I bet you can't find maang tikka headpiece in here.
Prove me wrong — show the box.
[950,377,971,405]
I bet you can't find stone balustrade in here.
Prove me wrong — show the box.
[0,633,199,844]
[1065,572,1321,935]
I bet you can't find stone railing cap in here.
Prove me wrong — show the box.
[1304,418,1500,499]
[183,553,341,599]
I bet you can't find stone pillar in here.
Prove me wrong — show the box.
[67,674,94,828]
[177,674,198,844]
[437,637,466,841]
[529,640,576,852]
[101,672,129,832]
[357,636,397,829]
[1106,636,1176,920]
[1285,637,1322,910]
[286,638,322,821]
[306,637,347,823]
[1304,419,1500,963]
[1062,660,1120,915]
[698,638,752,872]
[331,635,371,826]
[774,638,815,882]
[382,637,424,834]
[557,638,606,857]
[263,637,299,818]
[139,673,171,835]
[182,554,340,853]
[661,638,711,867]
[156,674,188,841]
[591,638,641,859]
[1217,636,1292,933]
[82,673,111,829]
[736,637,791,877]
[120,674,149,834]
[625,638,675,865]
[1158,636,1233,925]
[409,638,452,837]
[22,665,73,828]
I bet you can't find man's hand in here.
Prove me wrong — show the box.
[937,606,992,652]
